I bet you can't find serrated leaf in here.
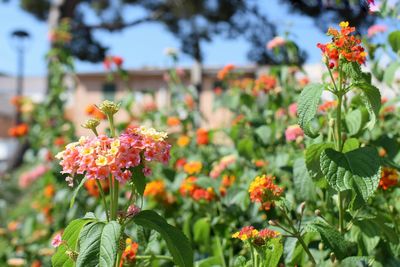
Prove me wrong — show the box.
[320,147,381,201]
[383,62,400,87]
[131,162,146,196]
[355,83,381,130]
[388,30,400,53]
[52,219,95,267]
[298,83,324,137]
[99,221,121,267]
[293,158,317,201]
[312,220,356,260]
[305,143,334,181]
[76,222,105,267]
[340,256,370,267]
[262,237,283,267]
[70,176,88,209]
[133,210,193,267]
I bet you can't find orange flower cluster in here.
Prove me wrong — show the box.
[104,56,124,70]
[196,128,209,145]
[231,78,255,90]
[177,135,190,147]
[253,75,277,94]
[167,116,180,127]
[119,238,139,267]
[217,64,235,80]
[249,175,283,211]
[319,100,338,112]
[8,123,29,137]
[379,168,398,190]
[219,175,236,196]
[317,21,366,68]
[84,179,110,197]
[144,180,175,204]
[183,161,202,175]
[232,226,279,246]
[85,104,106,120]
[179,176,215,202]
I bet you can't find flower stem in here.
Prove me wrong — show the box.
[280,207,316,265]
[95,180,109,222]
[336,88,345,234]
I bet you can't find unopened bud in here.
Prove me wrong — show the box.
[315,209,322,217]
[318,242,324,251]
[66,250,78,261]
[298,202,306,214]
[98,100,120,116]
[268,220,278,226]
[82,118,100,135]
[330,252,336,263]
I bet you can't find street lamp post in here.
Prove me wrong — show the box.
[10,29,30,124]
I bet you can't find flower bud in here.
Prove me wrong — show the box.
[330,252,336,263]
[82,118,100,130]
[66,250,78,261]
[315,209,322,217]
[98,100,120,116]
[297,202,306,214]
[268,220,278,226]
[318,242,324,251]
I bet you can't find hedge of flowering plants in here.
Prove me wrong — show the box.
[2,12,400,267]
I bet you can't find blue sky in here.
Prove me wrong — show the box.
[0,0,327,76]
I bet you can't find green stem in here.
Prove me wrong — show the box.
[107,114,116,137]
[336,93,345,233]
[95,180,109,222]
[110,177,119,220]
[281,207,316,266]
[109,175,115,220]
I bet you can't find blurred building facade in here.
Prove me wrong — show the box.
[0,64,328,138]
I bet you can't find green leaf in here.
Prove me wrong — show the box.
[388,30,400,53]
[76,222,105,267]
[237,138,255,158]
[99,221,121,267]
[193,218,211,245]
[320,147,381,201]
[345,109,365,136]
[255,125,272,145]
[383,62,400,87]
[263,237,283,267]
[342,138,359,153]
[133,210,193,267]
[340,256,370,267]
[70,176,88,209]
[305,143,334,181]
[355,83,381,130]
[298,83,324,137]
[131,162,146,196]
[311,220,356,260]
[293,158,317,201]
[52,218,95,267]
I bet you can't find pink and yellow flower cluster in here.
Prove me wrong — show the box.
[232,226,279,246]
[56,126,170,184]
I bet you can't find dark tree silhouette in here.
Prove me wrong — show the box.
[6,0,374,65]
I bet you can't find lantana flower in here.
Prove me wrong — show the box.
[232,226,279,246]
[317,21,366,69]
[56,126,170,184]
[249,175,283,211]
